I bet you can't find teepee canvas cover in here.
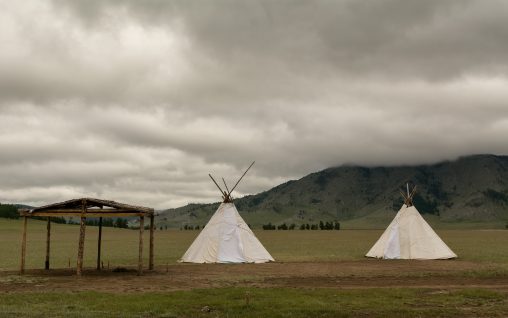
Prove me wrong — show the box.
[180,202,274,263]
[366,186,457,260]
[180,162,274,263]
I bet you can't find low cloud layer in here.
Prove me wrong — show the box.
[1,0,508,208]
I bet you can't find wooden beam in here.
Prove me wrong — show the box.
[138,216,144,275]
[45,217,51,270]
[20,216,27,275]
[77,199,87,276]
[20,210,149,217]
[97,217,102,271]
[24,212,145,217]
[18,198,153,215]
[149,214,154,270]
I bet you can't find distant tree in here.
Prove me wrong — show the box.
[311,224,318,230]
[0,204,19,219]
[51,217,66,224]
[115,218,128,228]
[289,223,296,230]
[319,221,324,230]
[299,224,306,230]
[196,225,200,230]
[277,223,288,230]
[165,225,168,230]
[305,224,310,230]
[334,222,341,230]
[263,222,276,230]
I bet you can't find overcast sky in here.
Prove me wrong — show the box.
[1,0,508,209]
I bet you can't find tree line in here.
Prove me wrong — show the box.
[263,221,340,230]
[0,204,18,219]
[81,218,129,228]
[49,217,130,228]
[180,224,202,230]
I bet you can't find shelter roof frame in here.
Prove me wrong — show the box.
[18,198,155,276]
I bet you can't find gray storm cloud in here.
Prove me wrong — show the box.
[0,0,507,208]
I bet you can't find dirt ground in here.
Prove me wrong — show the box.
[1,260,508,293]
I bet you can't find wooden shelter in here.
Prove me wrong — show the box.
[18,198,155,276]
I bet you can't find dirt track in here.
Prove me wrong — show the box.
[1,260,507,293]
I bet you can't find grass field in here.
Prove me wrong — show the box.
[2,218,508,317]
[2,218,508,270]
[1,288,507,317]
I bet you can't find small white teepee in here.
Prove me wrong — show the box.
[180,162,274,263]
[366,185,457,260]
[180,202,274,263]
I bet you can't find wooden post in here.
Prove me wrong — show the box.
[138,216,144,275]
[20,216,28,275]
[97,217,102,270]
[77,199,87,276]
[149,214,154,270]
[45,217,51,270]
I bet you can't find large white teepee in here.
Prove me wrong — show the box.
[366,186,457,260]
[180,202,274,263]
[180,162,274,263]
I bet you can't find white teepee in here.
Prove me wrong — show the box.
[179,202,274,263]
[366,186,457,260]
[180,162,274,263]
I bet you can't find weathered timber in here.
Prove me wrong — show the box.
[97,217,102,270]
[138,216,144,275]
[76,199,87,276]
[19,210,146,217]
[149,214,154,270]
[45,217,51,270]
[20,216,27,274]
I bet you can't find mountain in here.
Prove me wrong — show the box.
[156,154,508,229]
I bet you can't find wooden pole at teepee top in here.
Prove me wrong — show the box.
[222,177,230,194]
[209,174,225,195]
[228,161,255,195]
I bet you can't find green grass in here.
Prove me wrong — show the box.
[2,218,508,270]
[0,288,507,317]
[2,218,508,317]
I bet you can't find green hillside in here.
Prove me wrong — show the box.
[157,154,508,229]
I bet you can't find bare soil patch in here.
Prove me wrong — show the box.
[1,260,507,293]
